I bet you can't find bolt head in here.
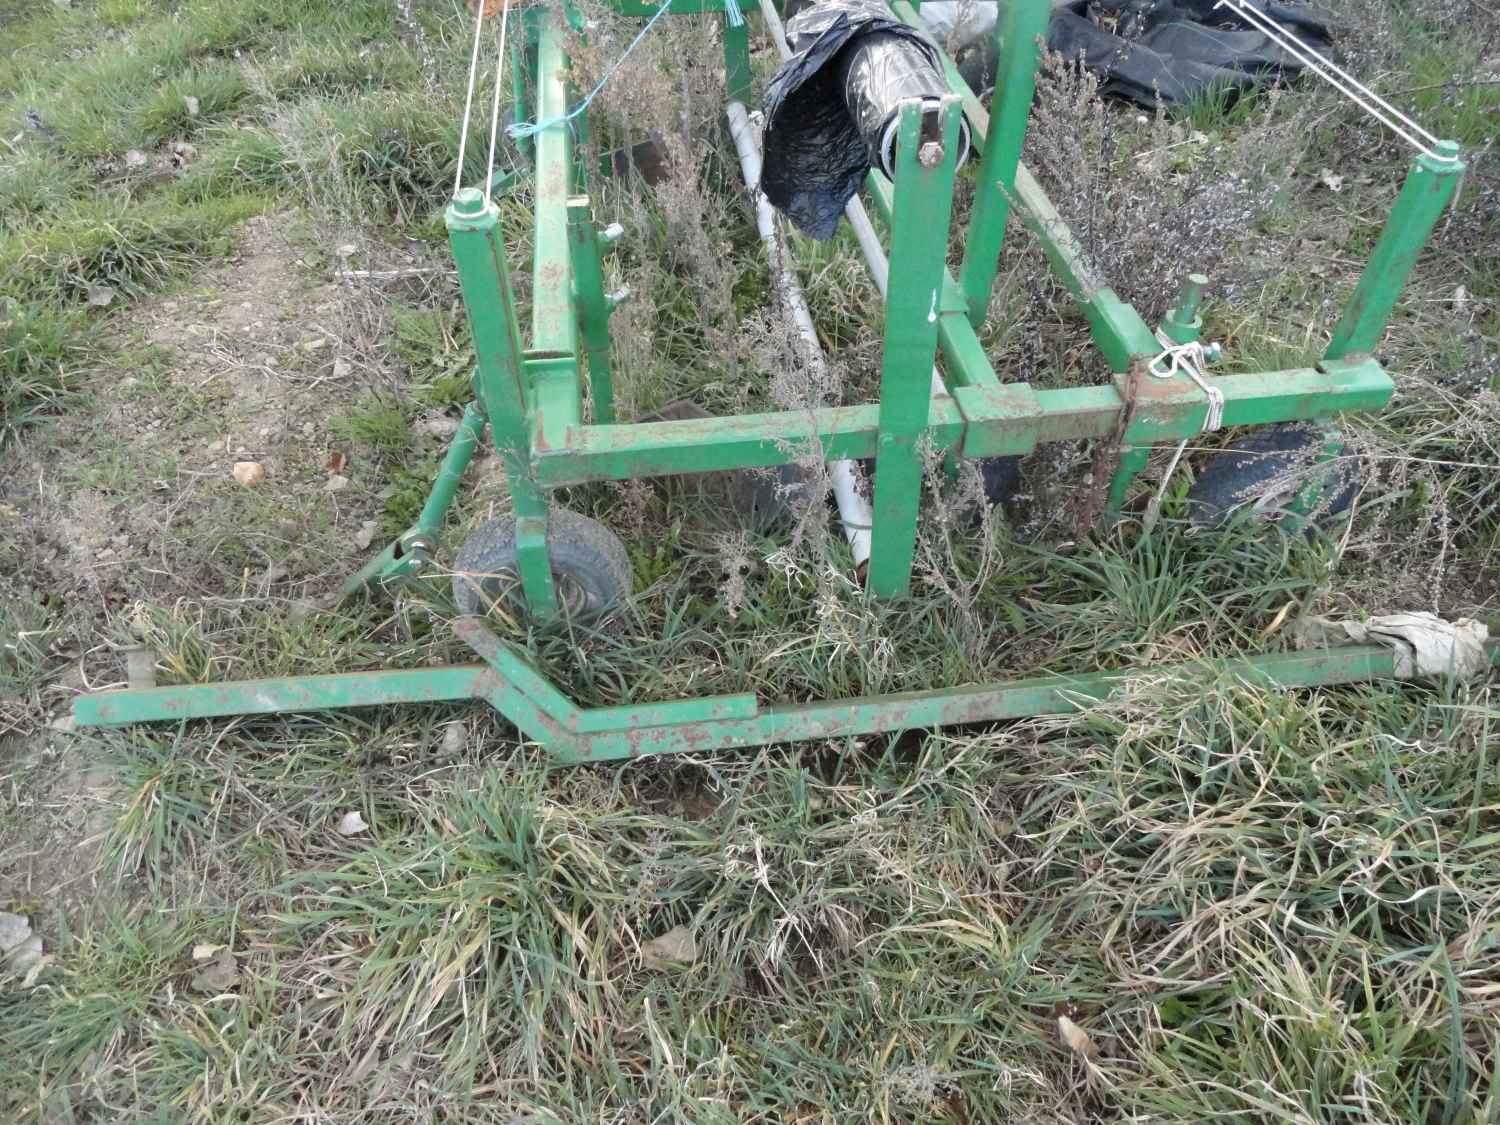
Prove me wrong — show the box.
[917,141,945,169]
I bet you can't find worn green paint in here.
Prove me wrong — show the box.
[1326,142,1465,361]
[957,0,1050,325]
[867,100,962,598]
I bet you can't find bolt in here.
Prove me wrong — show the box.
[450,187,486,216]
[917,141,945,169]
[1205,341,1223,364]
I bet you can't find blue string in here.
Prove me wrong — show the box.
[506,1,675,141]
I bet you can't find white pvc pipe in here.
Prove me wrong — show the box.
[726,100,873,565]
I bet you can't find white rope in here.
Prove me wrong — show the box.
[483,0,512,205]
[1213,0,1458,166]
[1142,438,1189,534]
[1150,328,1223,433]
[452,0,489,197]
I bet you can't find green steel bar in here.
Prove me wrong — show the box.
[1325,141,1465,361]
[415,402,486,538]
[722,14,753,104]
[536,399,967,485]
[567,195,617,424]
[1106,444,1150,515]
[73,636,1500,744]
[74,667,491,727]
[887,0,1158,370]
[564,646,1413,761]
[574,693,760,733]
[1160,273,1209,346]
[868,100,962,598]
[530,18,583,448]
[453,616,581,726]
[957,0,1050,326]
[446,189,559,616]
[537,359,1393,484]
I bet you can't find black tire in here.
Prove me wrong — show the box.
[451,509,633,619]
[851,455,1020,510]
[1185,423,1358,528]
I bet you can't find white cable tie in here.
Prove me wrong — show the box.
[1213,0,1459,166]
[1151,329,1224,433]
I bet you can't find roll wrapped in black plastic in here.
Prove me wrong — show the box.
[761,0,971,240]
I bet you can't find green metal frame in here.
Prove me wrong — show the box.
[75,1,1486,753]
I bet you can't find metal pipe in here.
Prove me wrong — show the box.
[726,100,873,565]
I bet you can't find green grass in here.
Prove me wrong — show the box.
[0,0,1497,1120]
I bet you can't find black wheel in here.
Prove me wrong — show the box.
[451,509,633,619]
[1186,423,1359,528]
[851,455,1020,510]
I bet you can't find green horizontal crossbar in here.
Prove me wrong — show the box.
[534,357,1394,484]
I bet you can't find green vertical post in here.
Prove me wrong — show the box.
[723,14,752,104]
[1160,273,1208,345]
[446,188,559,617]
[567,195,616,425]
[956,0,1050,326]
[1105,445,1150,517]
[867,99,962,598]
[1325,141,1464,361]
[510,8,541,161]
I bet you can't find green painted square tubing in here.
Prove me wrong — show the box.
[446,189,560,617]
[567,196,617,424]
[957,0,1050,327]
[1326,141,1464,361]
[867,98,964,599]
[723,15,752,103]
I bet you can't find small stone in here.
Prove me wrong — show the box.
[353,520,379,549]
[124,149,148,169]
[324,474,349,493]
[232,461,266,487]
[336,810,369,835]
[0,912,31,955]
[336,243,358,258]
[184,95,200,116]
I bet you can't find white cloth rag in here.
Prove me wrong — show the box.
[1294,611,1491,681]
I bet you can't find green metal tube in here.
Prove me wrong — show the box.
[531,20,582,444]
[415,402,486,539]
[867,100,963,598]
[446,188,559,616]
[887,0,1158,370]
[567,196,617,425]
[74,667,491,727]
[560,646,1419,761]
[1325,141,1465,361]
[532,358,1393,485]
[957,0,1050,326]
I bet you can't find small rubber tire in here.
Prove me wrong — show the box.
[451,509,633,619]
[851,455,1020,510]
[1185,423,1358,528]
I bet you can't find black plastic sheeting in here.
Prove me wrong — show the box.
[937,0,1337,108]
[762,0,971,241]
[1046,0,1336,106]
